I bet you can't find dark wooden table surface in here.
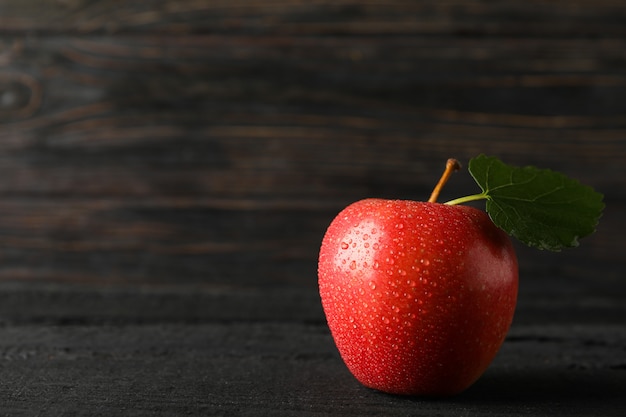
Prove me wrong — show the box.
[1,1,625,415]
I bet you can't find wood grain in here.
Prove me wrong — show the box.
[1,0,626,37]
[0,0,623,314]
[0,322,623,416]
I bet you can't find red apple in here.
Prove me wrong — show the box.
[318,194,518,396]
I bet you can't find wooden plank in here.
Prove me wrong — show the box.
[0,199,620,287]
[0,322,623,415]
[0,280,622,326]
[3,36,626,124]
[1,0,626,37]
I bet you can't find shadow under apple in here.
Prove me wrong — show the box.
[452,367,626,415]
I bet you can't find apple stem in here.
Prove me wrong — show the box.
[428,158,461,203]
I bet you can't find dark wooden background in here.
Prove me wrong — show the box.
[0,1,625,415]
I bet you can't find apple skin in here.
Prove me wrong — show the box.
[318,199,518,396]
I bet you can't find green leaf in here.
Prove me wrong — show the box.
[467,154,605,251]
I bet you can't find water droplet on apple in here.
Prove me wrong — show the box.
[363,234,369,240]
[398,269,406,276]
[372,243,380,250]
[391,344,399,350]
[385,257,394,265]
[391,305,400,313]
[421,259,430,266]
[368,281,376,290]
[349,260,357,270]
[364,242,370,248]
[341,242,349,250]
[363,261,368,268]
[407,279,417,287]
[382,317,390,324]
[373,261,380,270]
[371,228,377,234]
[396,223,404,229]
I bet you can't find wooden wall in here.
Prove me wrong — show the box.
[0,1,624,316]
